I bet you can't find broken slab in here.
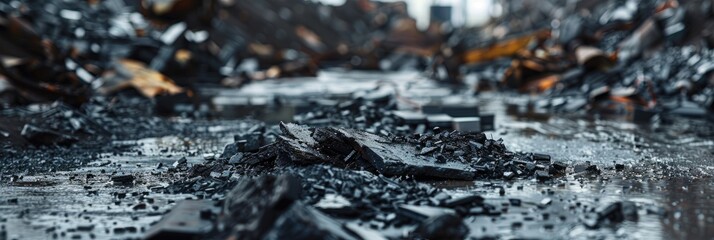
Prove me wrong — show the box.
[237,143,279,166]
[234,132,264,152]
[263,202,358,240]
[223,174,302,239]
[224,123,560,181]
[275,135,329,166]
[334,128,476,180]
[279,122,317,146]
[219,142,239,160]
[221,173,359,240]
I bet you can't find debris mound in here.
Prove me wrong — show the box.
[218,122,564,181]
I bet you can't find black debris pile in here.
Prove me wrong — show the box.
[0,95,251,174]
[530,46,714,119]
[573,161,602,176]
[163,122,566,198]
[160,158,241,197]
[296,165,479,240]
[0,96,173,173]
[297,165,441,222]
[217,122,565,181]
[440,0,714,119]
[2,0,713,121]
[0,0,196,105]
[0,0,445,107]
[206,0,442,81]
[159,167,481,240]
[0,96,178,147]
[0,1,93,106]
[0,0,160,106]
[213,173,364,240]
[294,92,494,136]
[610,47,714,116]
[0,143,102,174]
[155,163,669,239]
[394,129,566,180]
[294,94,400,134]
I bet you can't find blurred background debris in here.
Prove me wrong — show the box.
[1,0,711,120]
[1,0,714,239]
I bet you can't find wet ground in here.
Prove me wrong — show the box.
[1,71,713,240]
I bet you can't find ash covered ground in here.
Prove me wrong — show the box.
[2,0,714,240]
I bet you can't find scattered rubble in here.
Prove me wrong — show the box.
[214,122,564,181]
[294,93,495,136]
[444,0,714,120]
[0,0,712,239]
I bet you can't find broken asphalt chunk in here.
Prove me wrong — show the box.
[223,174,302,239]
[111,174,134,185]
[228,153,244,164]
[228,123,559,180]
[342,128,476,180]
[509,198,522,207]
[551,161,567,172]
[532,153,551,162]
[574,162,600,175]
[264,202,359,240]
[535,170,551,181]
[222,173,359,240]
[615,163,625,171]
[275,135,329,166]
[279,122,317,146]
[219,142,239,160]
[234,132,263,152]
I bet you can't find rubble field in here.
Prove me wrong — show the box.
[1,0,714,240]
